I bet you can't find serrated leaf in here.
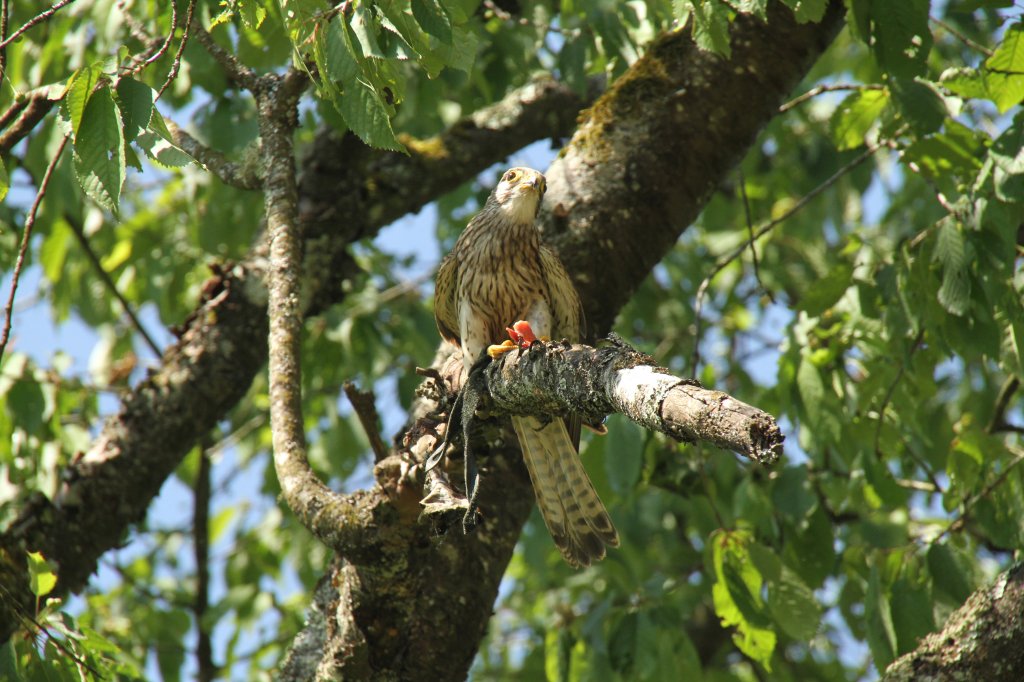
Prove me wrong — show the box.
[72,86,125,213]
[351,5,386,59]
[115,78,156,144]
[830,89,888,150]
[64,65,102,136]
[934,218,970,316]
[26,551,57,598]
[135,130,194,168]
[984,23,1024,113]
[412,0,452,43]
[871,0,932,79]
[238,0,267,29]
[711,531,776,670]
[338,78,405,152]
[691,0,731,57]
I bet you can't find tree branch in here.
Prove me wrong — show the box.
[483,339,783,465]
[883,562,1024,681]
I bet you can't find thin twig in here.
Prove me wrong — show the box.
[0,89,55,155]
[194,438,215,682]
[163,118,261,189]
[191,21,259,90]
[0,134,68,365]
[987,376,1021,434]
[690,141,883,377]
[157,0,197,98]
[0,0,9,80]
[930,15,994,58]
[344,381,389,462]
[65,215,163,358]
[0,0,77,51]
[779,83,885,113]
[737,168,772,303]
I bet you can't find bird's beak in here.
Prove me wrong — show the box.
[522,177,541,192]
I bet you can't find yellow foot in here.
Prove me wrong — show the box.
[487,340,518,359]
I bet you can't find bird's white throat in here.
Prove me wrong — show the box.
[498,192,541,224]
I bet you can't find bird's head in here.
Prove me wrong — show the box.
[493,167,547,223]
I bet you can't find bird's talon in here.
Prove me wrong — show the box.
[487,340,518,358]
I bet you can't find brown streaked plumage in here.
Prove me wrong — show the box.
[434,167,619,568]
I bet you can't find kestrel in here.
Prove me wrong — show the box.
[434,167,619,567]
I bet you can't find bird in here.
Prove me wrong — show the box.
[434,166,619,567]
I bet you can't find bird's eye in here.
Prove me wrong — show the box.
[504,170,518,182]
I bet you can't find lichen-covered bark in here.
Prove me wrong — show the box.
[481,340,783,465]
[541,2,845,335]
[0,77,596,644]
[883,563,1024,681]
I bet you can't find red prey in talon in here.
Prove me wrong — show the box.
[488,320,542,358]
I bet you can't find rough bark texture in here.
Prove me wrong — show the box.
[884,563,1024,681]
[481,340,784,465]
[0,76,596,643]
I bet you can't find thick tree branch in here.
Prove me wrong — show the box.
[483,340,783,465]
[883,562,1024,681]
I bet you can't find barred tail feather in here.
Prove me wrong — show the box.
[512,416,619,567]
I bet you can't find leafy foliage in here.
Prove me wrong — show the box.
[2,0,1024,680]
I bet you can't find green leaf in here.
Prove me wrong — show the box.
[0,160,8,203]
[711,530,776,671]
[135,130,193,168]
[604,414,643,495]
[927,544,972,604]
[796,356,840,442]
[780,0,827,23]
[412,0,452,44]
[339,78,405,152]
[115,77,156,144]
[890,78,946,136]
[691,0,731,57]
[350,5,386,59]
[545,626,572,682]
[933,218,971,316]
[829,89,889,151]
[768,567,822,640]
[870,0,932,79]
[238,0,267,29]
[72,86,126,213]
[890,575,936,655]
[64,64,102,136]
[865,561,896,668]
[799,263,853,315]
[26,551,57,598]
[608,612,638,674]
[984,23,1024,113]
